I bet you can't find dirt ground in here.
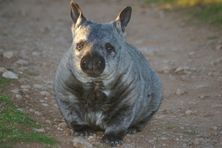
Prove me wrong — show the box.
[0,0,222,147]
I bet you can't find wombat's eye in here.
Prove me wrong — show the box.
[76,41,85,51]
[105,43,115,54]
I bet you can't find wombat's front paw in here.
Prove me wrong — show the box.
[127,128,139,134]
[127,126,142,134]
[71,124,94,137]
[101,134,123,147]
[73,130,91,137]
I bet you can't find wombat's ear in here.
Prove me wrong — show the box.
[114,6,132,33]
[70,0,86,26]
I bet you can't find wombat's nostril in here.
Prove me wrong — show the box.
[82,59,87,65]
[80,54,105,77]
[97,60,102,66]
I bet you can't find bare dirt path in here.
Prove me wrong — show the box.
[1,0,222,147]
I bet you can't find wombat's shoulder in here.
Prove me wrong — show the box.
[126,43,150,63]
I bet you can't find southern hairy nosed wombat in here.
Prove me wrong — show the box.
[54,0,162,146]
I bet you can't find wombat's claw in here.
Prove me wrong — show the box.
[127,129,137,134]
[73,130,92,137]
[101,135,123,147]
[127,127,141,134]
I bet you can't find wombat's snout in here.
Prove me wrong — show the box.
[80,53,105,77]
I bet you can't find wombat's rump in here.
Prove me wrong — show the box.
[54,0,162,146]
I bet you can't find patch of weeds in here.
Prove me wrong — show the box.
[0,77,11,87]
[191,4,222,25]
[0,96,57,147]
[0,77,57,147]
[144,0,222,26]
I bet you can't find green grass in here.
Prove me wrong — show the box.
[144,0,222,25]
[192,4,222,25]
[0,77,11,87]
[0,77,57,147]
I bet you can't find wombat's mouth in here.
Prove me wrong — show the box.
[80,53,105,77]
[85,72,102,77]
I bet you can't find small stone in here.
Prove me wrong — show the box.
[158,66,172,74]
[11,89,19,94]
[0,67,7,73]
[33,128,45,133]
[185,110,193,115]
[58,122,67,129]
[57,127,63,131]
[199,95,206,99]
[175,66,186,73]
[15,59,28,66]
[175,88,186,96]
[42,103,48,107]
[72,137,93,148]
[216,44,222,50]
[40,91,50,96]
[87,135,95,141]
[160,136,168,140]
[40,100,44,103]
[180,126,185,130]
[174,66,192,74]
[29,108,34,112]
[17,108,24,112]
[188,51,195,56]
[45,120,51,124]
[34,111,42,116]
[148,139,155,143]
[2,71,18,79]
[33,84,42,89]
[208,72,213,76]
[3,51,14,59]
[194,84,208,89]
[32,52,40,56]
[212,126,218,130]
[21,85,31,89]
[15,94,22,99]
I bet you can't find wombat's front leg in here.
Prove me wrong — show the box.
[71,122,95,136]
[55,97,92,136]
[102,109,134,146]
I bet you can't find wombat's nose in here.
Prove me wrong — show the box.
[80,53,105,77]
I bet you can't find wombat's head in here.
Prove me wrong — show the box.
[70,0,132,78]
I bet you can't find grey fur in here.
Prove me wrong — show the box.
[54,1,162,146]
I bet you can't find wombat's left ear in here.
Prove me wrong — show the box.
[70,0,86,26]
[114,6,132,33]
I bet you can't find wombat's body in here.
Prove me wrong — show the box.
[54,1,162,146]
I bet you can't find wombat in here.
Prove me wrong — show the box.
[54,0,162,146]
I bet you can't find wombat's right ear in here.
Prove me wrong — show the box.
[70,0,86,26]
[114,6,132,33]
